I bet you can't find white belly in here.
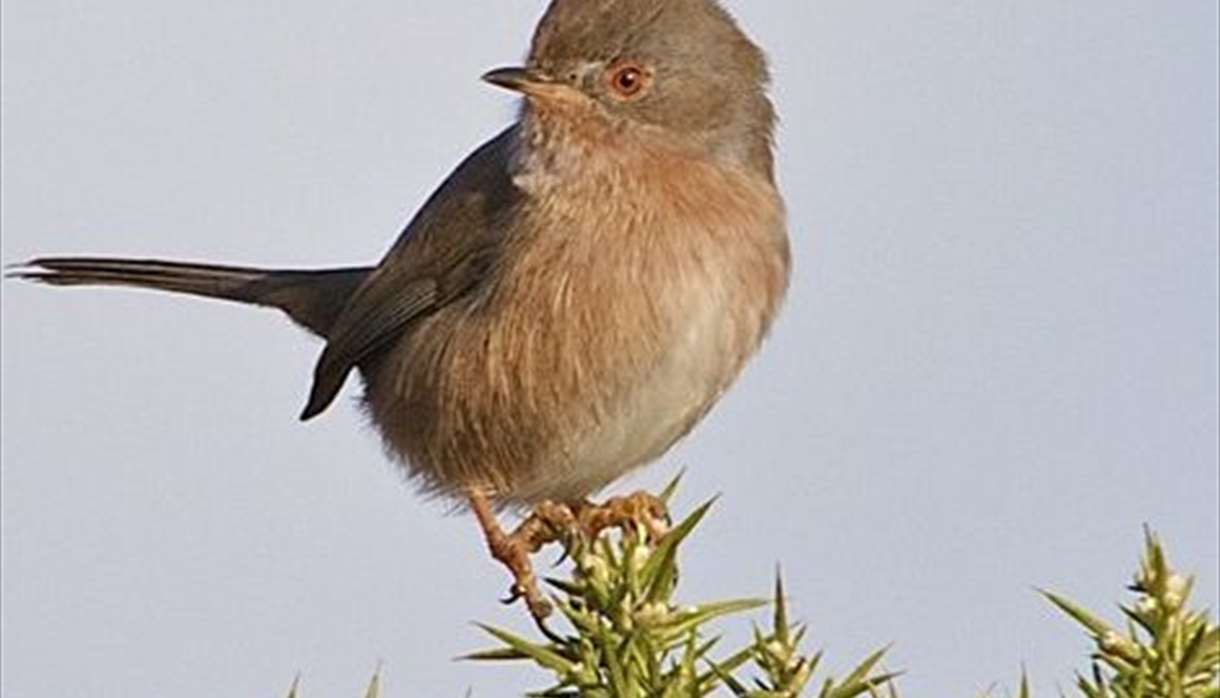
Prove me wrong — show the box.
[517,289,741,503]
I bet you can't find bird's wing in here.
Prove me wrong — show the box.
[299,125,520,420]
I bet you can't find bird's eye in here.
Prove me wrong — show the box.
[606,61,650,100]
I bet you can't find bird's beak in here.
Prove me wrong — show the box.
[481,66,569,100]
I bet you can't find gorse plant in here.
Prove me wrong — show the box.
[465,496,897,697]
[281,496,1217,697]
[1040,530,1219,698]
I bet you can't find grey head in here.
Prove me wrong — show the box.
[483,0,776,180]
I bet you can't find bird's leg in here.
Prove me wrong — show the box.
[467,490,575,620]
[573,491,671,542]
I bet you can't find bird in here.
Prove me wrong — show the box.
[11,0,790,618]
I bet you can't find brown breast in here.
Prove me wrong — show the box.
[370,133,790,506]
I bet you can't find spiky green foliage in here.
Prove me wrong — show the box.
[1039,529,1219,698]
[465,497,896,697]
[283,669,382,698]
[273,509,1216,698]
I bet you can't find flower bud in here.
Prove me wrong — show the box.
[630,544,651,571]
[634,601,670,627]
[1099,631,1142,662]
[1163,574,1189,611]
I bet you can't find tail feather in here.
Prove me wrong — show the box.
[10,257,371,339]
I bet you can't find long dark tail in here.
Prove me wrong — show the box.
[9,257,371,339]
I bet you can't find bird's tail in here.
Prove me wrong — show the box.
[9,257,371,339]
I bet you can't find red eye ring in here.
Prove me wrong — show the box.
[606,61,649,100]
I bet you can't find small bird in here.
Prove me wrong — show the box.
[12,0,790,617]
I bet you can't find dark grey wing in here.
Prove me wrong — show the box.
[299,277,438,420]
[299,125,520,420]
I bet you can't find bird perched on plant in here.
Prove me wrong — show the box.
[12,0,790,618]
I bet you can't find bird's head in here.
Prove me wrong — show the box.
[483,0,776,180]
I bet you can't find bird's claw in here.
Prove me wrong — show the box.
[574,491,672,543]
[469,489,672,622]
[500,584,525,605]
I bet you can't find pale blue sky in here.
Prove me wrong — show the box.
[2,1,1217,696]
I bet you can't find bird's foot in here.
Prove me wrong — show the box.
[573,490,671,543]
[466,490,671,622]
[468,493,577,621]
